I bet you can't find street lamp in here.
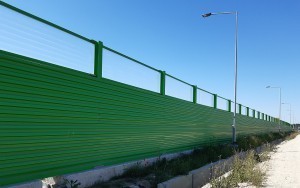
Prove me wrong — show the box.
[282,102,292,129]
[266,86,282,130]
[202,11,239,144]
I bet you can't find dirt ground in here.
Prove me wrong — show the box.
[264,134,300,187]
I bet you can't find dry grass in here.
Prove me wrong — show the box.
[285,131,299,140]
[209,132,299,188]
[210,150,265,188]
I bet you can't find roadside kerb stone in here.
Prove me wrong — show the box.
[157,174,192,188]
[6,181,43,188]
[7,150,194,188]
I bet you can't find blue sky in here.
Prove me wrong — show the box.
[2,0,300,123]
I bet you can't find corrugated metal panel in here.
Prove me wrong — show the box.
[0,50,291,186]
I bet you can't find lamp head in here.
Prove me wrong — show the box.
[266,86,271,88]
[202,13,212,18]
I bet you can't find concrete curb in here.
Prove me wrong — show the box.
[157,174,193,188]
[6,150,194,188]
[7,181,44,188]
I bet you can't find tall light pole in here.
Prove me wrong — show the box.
[282,102,292,128]
[266,86,282,130]
[202,11,238,144]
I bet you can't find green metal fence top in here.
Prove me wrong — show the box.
[103,46,159,72]
[217,95,228,101]
[0,1,94,44]
[165,73,193,86]
[197,87,215,96]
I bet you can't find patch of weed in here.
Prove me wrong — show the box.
[211,150,265,188]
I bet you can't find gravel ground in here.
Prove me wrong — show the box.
[264,134,300,187]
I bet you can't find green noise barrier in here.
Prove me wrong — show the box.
[0,50,291,186]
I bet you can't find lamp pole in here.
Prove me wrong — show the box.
[266,86,282,130]
[202,11,238,144]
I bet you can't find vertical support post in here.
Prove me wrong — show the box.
[94,41,103,78]
[258,112,260,119]
[193,85,197,104]
[246,107,249,116]
[253,110,255,118]
[213,94,217,109]
[160,71,166,95]
[238,104,242,114]
[232,11,239,145]
[228,100,231,112]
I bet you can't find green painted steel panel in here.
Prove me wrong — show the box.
[0,50,291,186]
